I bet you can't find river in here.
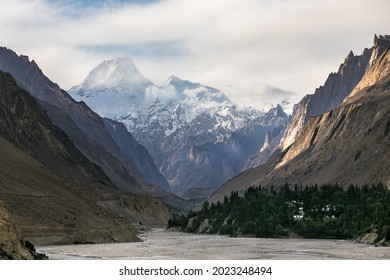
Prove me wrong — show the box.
[37,229,390,260]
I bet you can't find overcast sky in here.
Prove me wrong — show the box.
[0,0,389,112]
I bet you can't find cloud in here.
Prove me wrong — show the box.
[143,84,179,105]
[222,83,297,113]
[263,85,295,98]
[77,41,189,59]
[261,86,295,113]
[44,0,159,13]
[281,98,291,107]
[1,0,389,111]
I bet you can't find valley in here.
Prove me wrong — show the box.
[1,34,390,260]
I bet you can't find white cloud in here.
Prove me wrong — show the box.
[143,84,179,105]
[222,83,297,113]
[1,0,389,111]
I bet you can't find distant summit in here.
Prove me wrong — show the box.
[269,104,288,118]
[69,57,154,118]
[167,75,195,88]
[71,57,152,96]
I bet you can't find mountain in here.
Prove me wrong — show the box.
[279,43,373,150]
[0,47,169,193]
[70,63,289,197]
[209,35,390,203]
[157,102,289,197]
[0,71,112,186]
[0,70,170,245]
[69,57,153,118]
[103,118,169,191]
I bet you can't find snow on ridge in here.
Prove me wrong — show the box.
[68,58,266,138]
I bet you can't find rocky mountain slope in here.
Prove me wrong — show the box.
[0,47,169,193]
[70,61,289,197]
[345,35,390,103]
[210,35,390,203]
[157,102,289,197]
[0,71,112,186]
[279,41,374,150]
[0,70,169,246]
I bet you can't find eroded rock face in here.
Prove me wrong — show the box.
[344,35,390,103]
[279,44,374,151]
[0,203,33,260]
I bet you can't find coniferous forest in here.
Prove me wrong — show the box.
[168,183,390,243]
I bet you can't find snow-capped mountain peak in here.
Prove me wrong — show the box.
[69,57,155,118]
[167,75,233,105]
[70,57,152,98]
[167,75,186,86]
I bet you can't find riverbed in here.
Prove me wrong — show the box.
[37,229,390,260]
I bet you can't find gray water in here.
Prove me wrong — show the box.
[37,229,390,260]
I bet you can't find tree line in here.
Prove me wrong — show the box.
[168,183,390,242]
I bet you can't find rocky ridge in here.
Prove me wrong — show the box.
[279,41,374,150]
[344,35,390,103]
[209,35,390,203]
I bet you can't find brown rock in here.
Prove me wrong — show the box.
[0,202,33,260]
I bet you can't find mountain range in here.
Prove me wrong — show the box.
[70,60,289,197]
